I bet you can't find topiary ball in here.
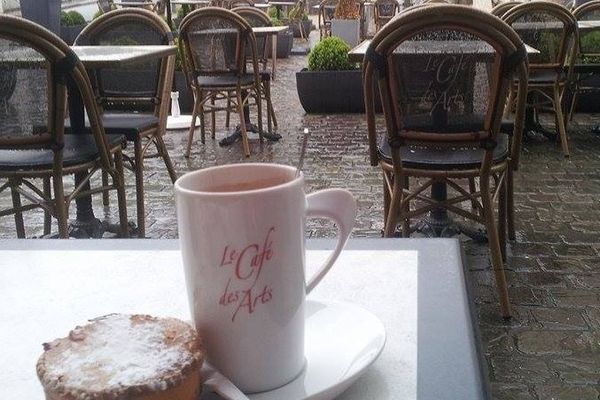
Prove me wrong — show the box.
[308,36,357,71]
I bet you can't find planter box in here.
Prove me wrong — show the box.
[175,71,195,114]
[331,19,360,47]
[20,0,60,34]
[574,75,600,113]
[60,24,87,45]
[296,69,381,113]
[267,31,294,58]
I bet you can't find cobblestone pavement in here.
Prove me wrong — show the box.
[3,41,600,399]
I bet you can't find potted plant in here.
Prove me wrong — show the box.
[331,0,361,46]
[60,11,87,45]
[573,31,600,113]
[284,4,312,38]
[296,36,374,113]
[267,14,294,58]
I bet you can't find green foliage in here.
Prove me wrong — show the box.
[580,31,600,64]
[267,6,279,18]
[271,18,284,27]
[60,10,86,26]
[177,4,193,20]
[174,37,184,71]
[308,36,357,71]
[93,9,104,20]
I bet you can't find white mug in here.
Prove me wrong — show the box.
[175,163,356,393]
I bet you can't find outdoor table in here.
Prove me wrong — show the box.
[0,45,177,237]
[349,39,538,239]
[253,25,289,80]
[0,238,489,399]
[113,0,156,8]
[170,0,211,7]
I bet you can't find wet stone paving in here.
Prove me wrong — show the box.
[3,42,600,400]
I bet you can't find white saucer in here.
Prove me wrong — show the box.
[245,299,386,400]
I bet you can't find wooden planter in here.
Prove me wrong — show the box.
[296,68,381,113]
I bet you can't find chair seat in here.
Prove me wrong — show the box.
[196,74,255,88]
[64,113,159,142]
[378,133,510,170]
[259,70,271,81]
[527,69,565,84]
[0,134,125,171]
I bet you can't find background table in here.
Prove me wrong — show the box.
[0,238,489,399]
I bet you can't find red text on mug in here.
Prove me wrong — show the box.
[218,227,276,321]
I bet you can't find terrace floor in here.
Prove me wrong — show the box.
[2,42,600,399]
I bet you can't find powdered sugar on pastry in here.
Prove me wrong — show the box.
[36,314,204,400]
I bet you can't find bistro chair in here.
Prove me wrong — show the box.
[97,0,116,13]
[374,0,399,32]
[0,15,129,238]
[228,0,255,7]
[233,6,278,134]
[491,1,521,17]
[566,0,600,122]
[318,0,336,39]
[503,1,578,157]
[179,7,263,157]
[364,4,528,317]
[73,8,177,238]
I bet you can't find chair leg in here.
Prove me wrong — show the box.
[480,176,511,318]
[10,180,25,238]
[156,135,177,183]
[134,139,145,238]
[114,150,129,238]
[384,175,402,237]
[553,85,570,157]
[255,86,264,142]
[185,95,201,158]
[225,92,231,129]
[236,90,251,157]
[507,167,516,241]
[210,93,216,140]
[264,83,272,135]
[43,177,52,236]
[383,174,390,236]
[101,171,110,206]
[468,177,478,214]
[401,175,410,237]
[52,174,69,239]
[498,174,507,262]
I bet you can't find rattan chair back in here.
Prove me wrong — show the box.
[503,1,578,70]
[233,7,271,67]
[574,0,600,60]
[228,0,256,8]
[0,15,112,170]
[74,8,174,122]
[178,7,260,86]
[374,0,399,31]
[491,1,521,17]
[364,4,529,169]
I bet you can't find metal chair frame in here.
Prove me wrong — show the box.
[178,7,263,157]
[0,15,128,238]
[364,5,529,317]
[503,1,578,157]
[75,8,177,237]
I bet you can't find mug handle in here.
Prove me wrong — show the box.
[305,189,356,293]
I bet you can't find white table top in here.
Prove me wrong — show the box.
[170,0,211,4]
[348,39,539,62]
[0,238,489,400]
[0,45,177,69]
[252,25,290,34]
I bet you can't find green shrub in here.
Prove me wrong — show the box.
[308,36,357,71]
[271,18,284,27]
[61,10,86,26]
[267,6,279,18]
[581,31,600,64]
